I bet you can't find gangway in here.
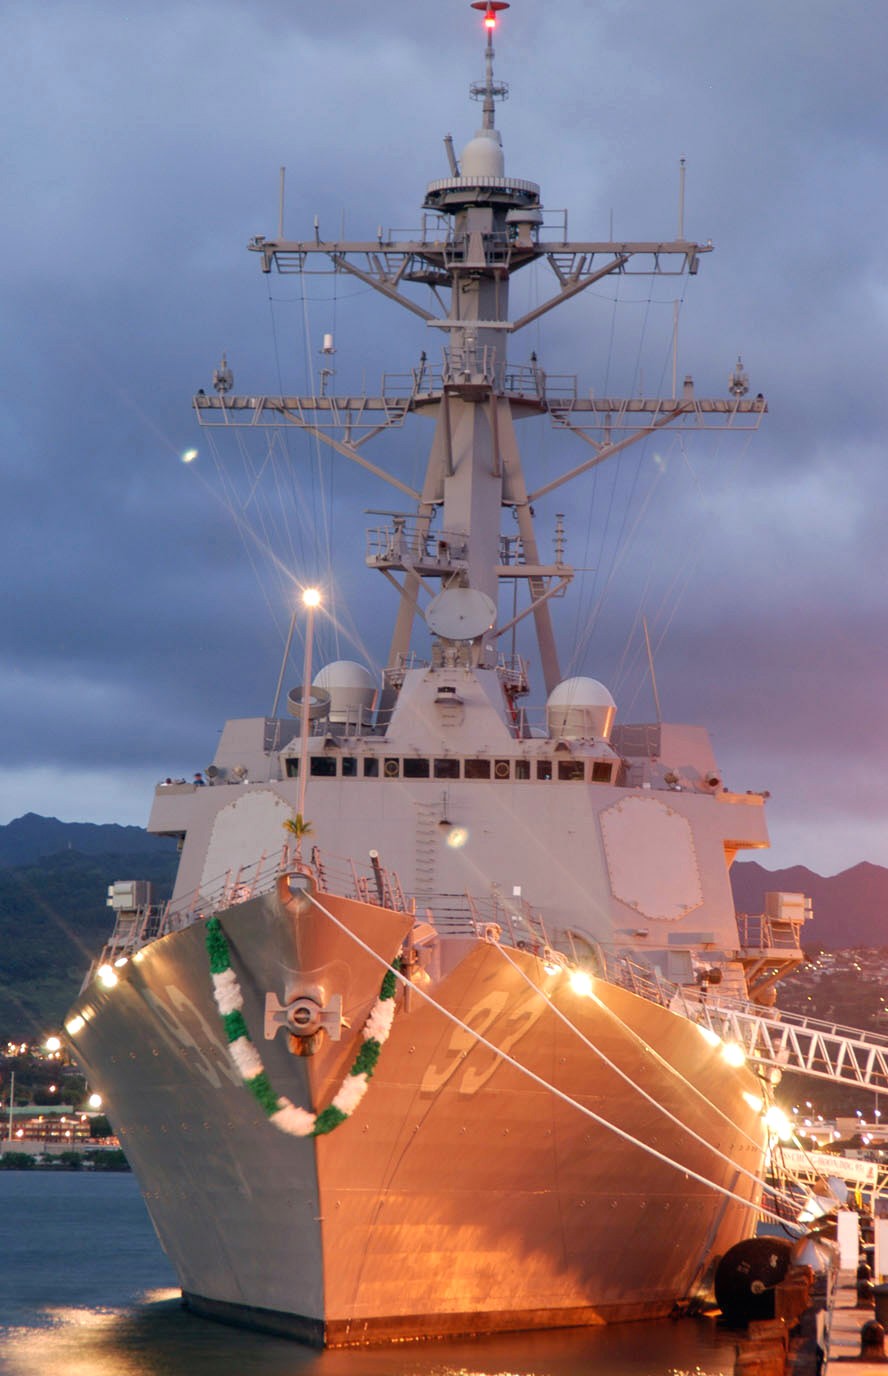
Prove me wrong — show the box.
[774,1148,878,1191]
[679,993,888,1093]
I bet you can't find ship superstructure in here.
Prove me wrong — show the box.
[65,3,811,1345]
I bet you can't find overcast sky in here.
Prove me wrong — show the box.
[3,0,887,876]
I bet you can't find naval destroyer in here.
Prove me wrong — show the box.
[65,2,809,1345]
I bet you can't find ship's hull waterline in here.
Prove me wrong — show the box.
[68,885,767,1345]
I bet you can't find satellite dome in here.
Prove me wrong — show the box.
[313,661,376,725]
[546,677,617,741]
[460,130,504,178]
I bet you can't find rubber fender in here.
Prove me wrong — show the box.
[714,1237,794,1325]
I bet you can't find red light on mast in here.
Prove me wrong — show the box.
[471,1,509,29]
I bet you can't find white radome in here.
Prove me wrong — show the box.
[546,676,617,740]
[460,130,505,177]
[313,660,376,724]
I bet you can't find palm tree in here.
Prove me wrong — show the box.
[283,813,313,863]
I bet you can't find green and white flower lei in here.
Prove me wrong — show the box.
[205,914,399,1138]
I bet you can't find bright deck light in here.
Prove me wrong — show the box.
[97,964,118,989]
[721,1041,745,1067]
[65,1015,85,1036]
[88,1093,103,1110]
[764,1105,793,1141]
[302,587,321,608]
[45,1036,61,1053]
[568,970,593,997]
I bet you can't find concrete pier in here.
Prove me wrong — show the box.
[817,1269,888,1373]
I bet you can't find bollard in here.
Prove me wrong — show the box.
[860,1319,888,1362]
[874,1282,888,1328]
[858,1276,875,1308]
[859,1263,875,1308]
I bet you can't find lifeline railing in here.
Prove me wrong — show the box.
[93,844,552,964]
[93,843,883,1097]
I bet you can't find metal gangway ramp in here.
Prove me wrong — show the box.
[679,994,888,1092]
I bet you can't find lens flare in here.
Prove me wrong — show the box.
[764,1105,793,1141]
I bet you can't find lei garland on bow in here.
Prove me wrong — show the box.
[205,914,400,1138]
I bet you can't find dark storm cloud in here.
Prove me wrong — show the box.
[3,0,888,873]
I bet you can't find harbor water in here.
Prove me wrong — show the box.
[0,1172,738,1376]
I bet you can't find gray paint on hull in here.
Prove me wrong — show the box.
[67,888,767,1342]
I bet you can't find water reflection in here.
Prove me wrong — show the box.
[1,1288,736,1376]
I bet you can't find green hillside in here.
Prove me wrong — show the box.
[0,848,177,1041]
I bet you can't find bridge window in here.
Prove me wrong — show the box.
[591,761,613,783]
[494,760,511,780]
[285,759,299,778]
[403,758,430,779]
[434,758,460,779]
[363,758,379,778]
[536,760,552,780]
[465,759,491,780]
[310,757,337,778]
[383,758,400,779]
[342,757,358,777]
[515,760,531,780]
[557,760,585,782]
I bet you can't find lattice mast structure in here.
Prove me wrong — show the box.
[195,1,764,701]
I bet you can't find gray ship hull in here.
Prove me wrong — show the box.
[68,880,767,1345]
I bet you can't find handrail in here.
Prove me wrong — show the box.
[94,845,551,963]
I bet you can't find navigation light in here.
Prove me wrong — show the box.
[471,1,509,29]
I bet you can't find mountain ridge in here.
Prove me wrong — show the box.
[730,858,888,950]
[0,816,177,1040]
[0,812,175,867]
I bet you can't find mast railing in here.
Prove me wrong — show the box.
[376,363,579,402]
[736,913,805,951]
[194,388,764,435]
[365,520,468,568]
[249,234,709,276]
[441,340,499,385]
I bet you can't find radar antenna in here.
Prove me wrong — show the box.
[213,352,233,395]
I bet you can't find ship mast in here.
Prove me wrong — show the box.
[410,0,561,684]
[194,1,766,702]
